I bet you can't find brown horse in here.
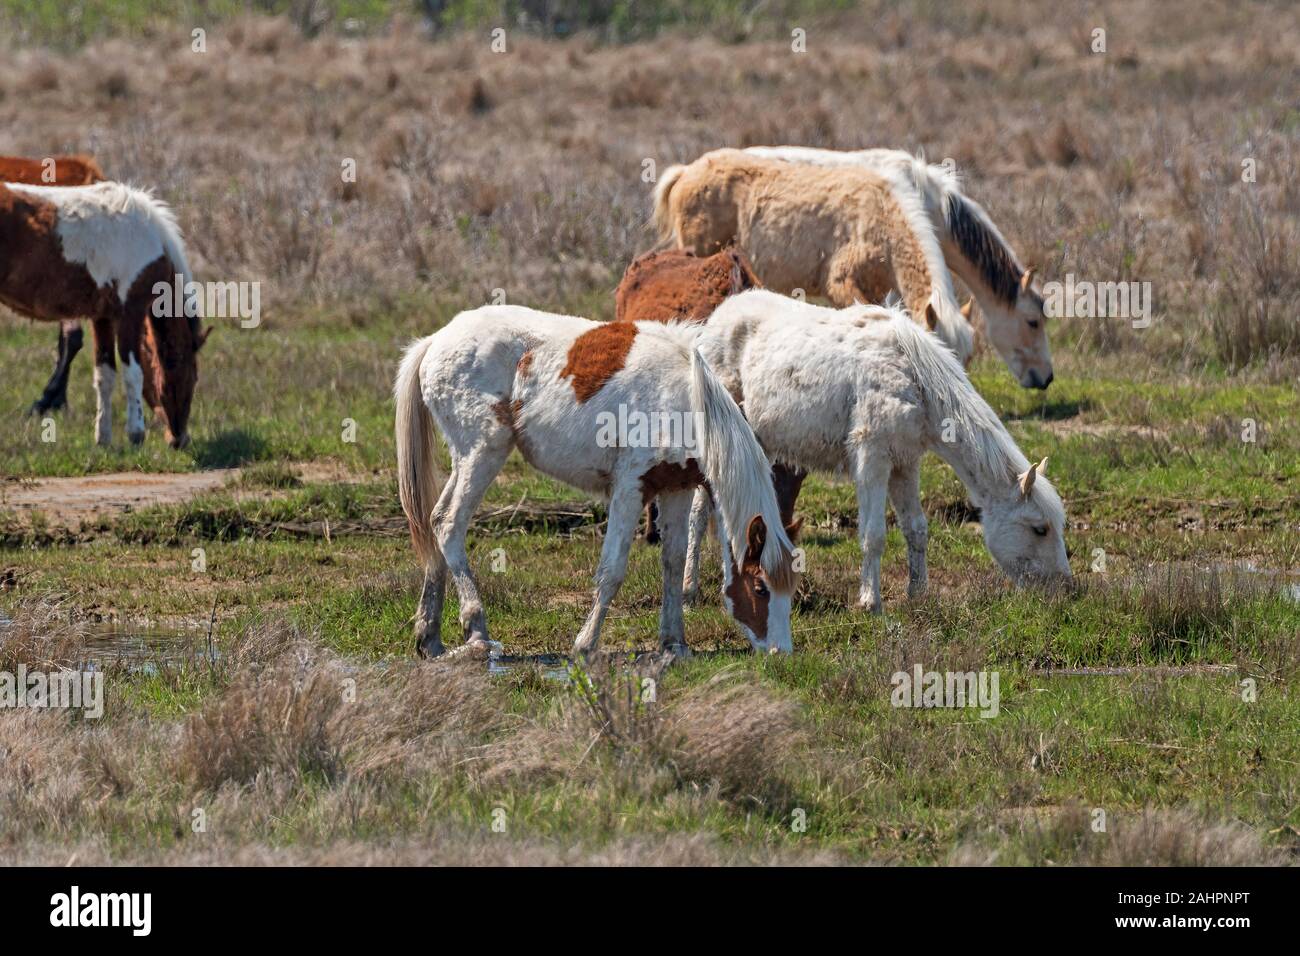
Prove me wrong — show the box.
[0,180,205,447]
[613,246,774,541]
[0,154,106,415]
[615,246,761,324]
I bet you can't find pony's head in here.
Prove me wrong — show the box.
[982,267,1054,390]
[978,457,1071,584]
[723,515,799,654]
[140,311,208,449]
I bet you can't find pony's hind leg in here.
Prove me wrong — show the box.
[91,318,116,446]
[852,447,892,613]
[573,476,644,657]
[655,490,694,656]
[682,485,713,605]
[413,474,456,658]
[434,441,512,650]
[28,321,83,416]
[888,460,928,600]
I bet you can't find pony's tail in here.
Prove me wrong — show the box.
[394,336,445,569]
[651,163,686,246]
[688,347,794,590]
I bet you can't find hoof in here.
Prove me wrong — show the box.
[857,596,884,615]
[415,634,445,659]
[661,642,692,660]
[128,430,146,447]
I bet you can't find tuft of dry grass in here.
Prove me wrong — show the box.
[951,804,1287,866]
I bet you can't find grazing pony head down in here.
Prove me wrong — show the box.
[723,514,801,653]
[944,193,1054,389]
[0,181,205,448]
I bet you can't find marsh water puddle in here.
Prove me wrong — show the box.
[80,626,216,673]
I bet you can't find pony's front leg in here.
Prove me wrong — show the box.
[888,462,928,600]
[116,312,147,445]
[852,450,891,613]
[91,318,116,446]
[573,479,642,657]
[654,490,694,656]
[681,486,712,605]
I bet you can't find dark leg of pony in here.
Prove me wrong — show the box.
[772,463,807,528]
[28,320,83,416]
[641,501,661,544]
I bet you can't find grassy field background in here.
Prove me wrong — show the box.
[0,0,1297,864]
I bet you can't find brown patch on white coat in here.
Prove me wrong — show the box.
[560,321,639,403]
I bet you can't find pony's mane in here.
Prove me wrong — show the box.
[943,190,1023,307]
[885,311,1064,526]
[873,165,972,362]
[683,336,795,589]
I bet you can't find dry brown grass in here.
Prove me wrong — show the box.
[951,804,1287,866]
[0,3,1292,375]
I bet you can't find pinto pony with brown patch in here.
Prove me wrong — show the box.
[0,181,205,447]
[0,154,106,415]
[653,148,974,367]
[394,304,799,659]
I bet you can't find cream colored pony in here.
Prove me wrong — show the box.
[744,146,1054,389]
[653,148,973,366]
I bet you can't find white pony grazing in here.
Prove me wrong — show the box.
[684,290,1071,610]
[744,146,1055,390]
[394,305,799,658]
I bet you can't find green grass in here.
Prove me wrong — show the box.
[2,296,1297,863]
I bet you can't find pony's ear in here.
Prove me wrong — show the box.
[785,516,804,542]
[1016,457,1047,498]
[744,515,768,565]
[960,298,974,321]
[1020,267,1037,293]
[924,303,939,330]
[197,326,213,351]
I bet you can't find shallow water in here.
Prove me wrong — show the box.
[79,626,217,674]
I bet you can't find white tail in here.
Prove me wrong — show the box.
[651,163,686,245]
[394,336,445,567]
[688,347,793,588]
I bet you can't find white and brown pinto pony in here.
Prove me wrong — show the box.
[684,290,1071,611]
[744,146,1055,389]
[653,148,974,368]
[0,180,205,447]
[0,154,106,415]
[395,305,798,659]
